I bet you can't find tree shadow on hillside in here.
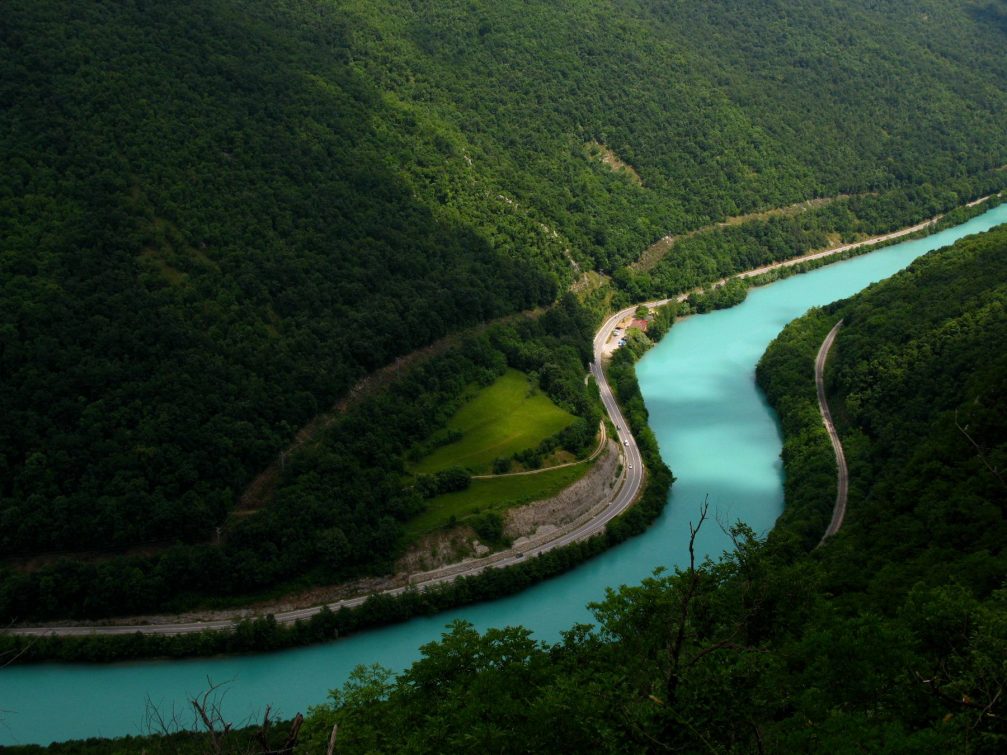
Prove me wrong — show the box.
[967,2,1007,35]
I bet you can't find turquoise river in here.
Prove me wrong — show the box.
[2,203,1006,746]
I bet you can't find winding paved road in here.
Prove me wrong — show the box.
[816,320,848,545]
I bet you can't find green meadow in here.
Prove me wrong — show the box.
[402,462,592,542]
[412,369,575,474]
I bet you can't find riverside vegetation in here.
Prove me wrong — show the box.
[3,1,1007,624]
[758,224,1007,585]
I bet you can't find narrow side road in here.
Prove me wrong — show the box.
[816,320,848,545]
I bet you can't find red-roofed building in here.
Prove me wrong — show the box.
[629,318,649,332]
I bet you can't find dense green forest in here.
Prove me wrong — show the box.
[21,223,1003,753]
[3,0,1007,619]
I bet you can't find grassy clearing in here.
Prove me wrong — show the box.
[412,369,574,474]
[402,462,592,542]
[586,140,643,185]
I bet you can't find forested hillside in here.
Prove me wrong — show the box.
[3,0,1007,614]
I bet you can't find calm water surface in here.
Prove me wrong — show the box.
[3,204,1006,745]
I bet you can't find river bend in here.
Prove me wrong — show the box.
[2,204,1006,746]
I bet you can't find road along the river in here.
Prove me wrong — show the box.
[815,320,848,544]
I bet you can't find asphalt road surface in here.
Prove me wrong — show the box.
[816,320,848,544]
